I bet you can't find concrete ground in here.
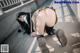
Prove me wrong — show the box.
[33,22,80,53]
[3,22,80,53]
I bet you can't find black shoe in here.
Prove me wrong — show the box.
[47,29,56,35]
[18,29,22,33]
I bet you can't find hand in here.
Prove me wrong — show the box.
[31,32,38,37]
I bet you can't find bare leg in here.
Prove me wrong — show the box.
[37,36,50,53]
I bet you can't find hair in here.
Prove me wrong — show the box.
[17,12,27,19]
[17,12,31,34]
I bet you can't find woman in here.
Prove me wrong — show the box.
[31,7,57,37]
[31,7,67,48]
[17,12,31,34]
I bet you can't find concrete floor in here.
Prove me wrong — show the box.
[3,31,34,53]
[33,22,80,53]
[3,22,80,53]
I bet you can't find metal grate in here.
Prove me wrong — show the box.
[0,0,21,8]
[0,0,31,11]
